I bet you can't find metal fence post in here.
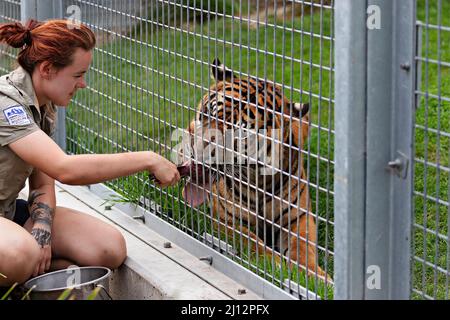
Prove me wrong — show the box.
[335,0,415,299]
[334,0,368,300]
[21,0,65,151]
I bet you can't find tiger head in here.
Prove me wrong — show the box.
[177,58,310,208]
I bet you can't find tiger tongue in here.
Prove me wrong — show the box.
[182,181,210,208]
[181,163,212,208]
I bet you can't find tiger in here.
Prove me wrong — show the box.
[177,58,328,280]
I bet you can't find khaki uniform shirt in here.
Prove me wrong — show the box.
[0,67,57,220]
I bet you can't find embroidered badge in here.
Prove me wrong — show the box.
[3,105,31,126]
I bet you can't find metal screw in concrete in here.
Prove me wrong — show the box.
[199,256,213,265]
[133,215,145,223]
[237,288,246,295]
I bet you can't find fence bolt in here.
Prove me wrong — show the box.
[388,158,403,169]
[238,288,247,295]
[400,62,411,71]
[163,242,172,248]
[199,256,213,265]
[133,215,145,223]
[387,151,409,179]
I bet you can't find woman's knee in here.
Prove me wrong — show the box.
[104,229,127,268]
[50,208,127,269]
[87,228,127,269]
[0,235,40,285]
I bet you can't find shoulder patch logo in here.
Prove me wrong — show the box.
[3,105,31,126]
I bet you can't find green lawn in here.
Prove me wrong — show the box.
[64,1,448,300]
[67,1,334,299]
[412,0,450,300]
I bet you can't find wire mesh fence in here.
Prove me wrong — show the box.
[412,0,450,300]
[57,0,336,299]
[0,0,20,73]
[1,0,449,300]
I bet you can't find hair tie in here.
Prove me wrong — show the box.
[24,29,32,46]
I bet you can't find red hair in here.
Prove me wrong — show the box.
[0,19,96,74]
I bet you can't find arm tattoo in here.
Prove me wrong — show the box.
[28,191,55,228]
[31,228,51,248]
[28,191,45,206]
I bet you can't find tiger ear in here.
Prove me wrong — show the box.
[211,58,234,82]
[289,102,310,148]
[292,102,309,119]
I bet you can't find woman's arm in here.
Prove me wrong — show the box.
[28,168,56,236]
[28,169,56,275]
[9,129,180,186]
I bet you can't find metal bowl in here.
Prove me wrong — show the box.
[23,266,112,300]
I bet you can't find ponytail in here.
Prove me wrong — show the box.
[0,19,41,49]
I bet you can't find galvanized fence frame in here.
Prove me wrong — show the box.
[334,0,415,300]
[2,0,447,300]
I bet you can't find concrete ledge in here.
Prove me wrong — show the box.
[19,182,261,300]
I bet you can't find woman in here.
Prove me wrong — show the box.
[0,19,181,286]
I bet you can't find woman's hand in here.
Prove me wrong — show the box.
[30,224,52,276]
[150,154,181,187]
[33,244,52,277]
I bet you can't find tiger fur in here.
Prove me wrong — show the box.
[180,58,328,280]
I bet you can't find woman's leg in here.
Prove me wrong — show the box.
[0,217,40,286]
[23,206,127,270]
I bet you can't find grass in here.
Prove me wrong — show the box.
[66,1,335,299]
[411,0,450,300]
[5,0,441,300]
